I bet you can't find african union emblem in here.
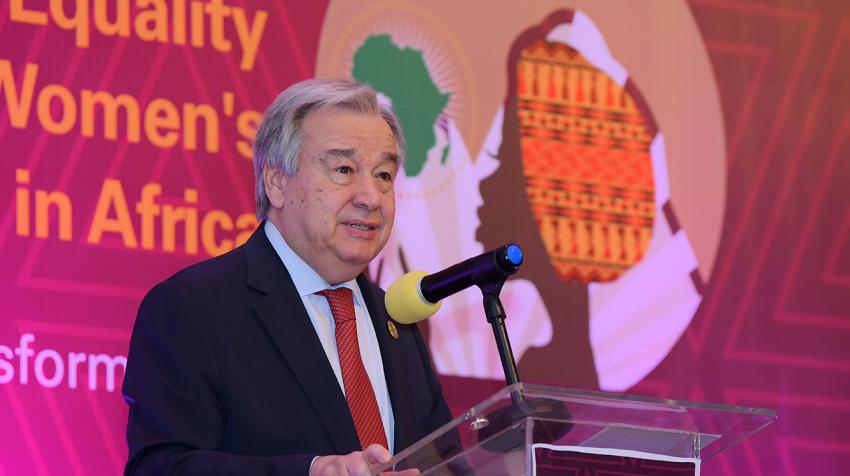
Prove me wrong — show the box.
[316,0,726,392]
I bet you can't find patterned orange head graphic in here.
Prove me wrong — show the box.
[517,40,656,284]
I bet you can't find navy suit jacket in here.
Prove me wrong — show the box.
[123,227,452,475]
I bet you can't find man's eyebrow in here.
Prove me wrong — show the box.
[320,148,399,165]
[323,148,355,158]
[383,152,400,164]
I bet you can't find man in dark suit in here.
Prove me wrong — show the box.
[123,79,452,475]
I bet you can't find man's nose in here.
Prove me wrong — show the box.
[352,173,381,210]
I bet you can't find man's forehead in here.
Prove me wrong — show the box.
[300,107,401,164]
[304,107,388,131]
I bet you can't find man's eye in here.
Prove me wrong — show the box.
[335,166,353,174]
[377,171,393,181]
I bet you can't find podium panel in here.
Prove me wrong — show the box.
[373,383,776,475]
[534,445,698,476]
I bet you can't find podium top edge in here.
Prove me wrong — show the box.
[501,382,778,418]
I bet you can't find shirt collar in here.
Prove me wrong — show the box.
[263,221,358,297]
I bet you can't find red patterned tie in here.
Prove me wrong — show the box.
[316,288,388,449]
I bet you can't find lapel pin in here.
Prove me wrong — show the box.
[387,321,399,340]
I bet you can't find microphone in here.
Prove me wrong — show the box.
[385,244,523,324]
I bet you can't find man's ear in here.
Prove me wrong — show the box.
[263,165,288,209]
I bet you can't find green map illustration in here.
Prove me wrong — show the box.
[352,34,450,177]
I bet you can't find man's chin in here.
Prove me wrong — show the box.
[333,249,380,275]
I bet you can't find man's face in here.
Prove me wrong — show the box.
[265,107,399,284]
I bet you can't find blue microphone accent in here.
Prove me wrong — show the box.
[506,244,523,266]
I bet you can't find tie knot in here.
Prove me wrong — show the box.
[316,287,356,324]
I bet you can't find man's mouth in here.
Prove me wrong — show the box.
[344,223,377,231]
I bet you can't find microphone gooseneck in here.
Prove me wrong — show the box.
[384,243,522,324]
[419,244,522,303]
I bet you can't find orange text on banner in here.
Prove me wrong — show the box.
[14,169,257,256]
[0,59,260,155]
[8,0,268,71]
[87,179,257,256]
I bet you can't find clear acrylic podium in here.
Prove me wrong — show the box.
[372,383,777,475]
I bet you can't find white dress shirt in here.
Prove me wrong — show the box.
[264,221,395,453]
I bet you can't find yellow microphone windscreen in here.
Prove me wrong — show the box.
[385,271,441,324]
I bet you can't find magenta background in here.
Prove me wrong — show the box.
[1,1,849,475]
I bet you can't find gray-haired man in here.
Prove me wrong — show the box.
[124,79,451,476]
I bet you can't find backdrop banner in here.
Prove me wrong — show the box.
[1,1,848,474]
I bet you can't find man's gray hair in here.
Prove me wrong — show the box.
[253,78,405,219]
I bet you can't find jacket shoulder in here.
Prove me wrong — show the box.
[162,245,248,294]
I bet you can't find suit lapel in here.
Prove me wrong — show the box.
[244,227,361,454]
[357,275,415,452]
